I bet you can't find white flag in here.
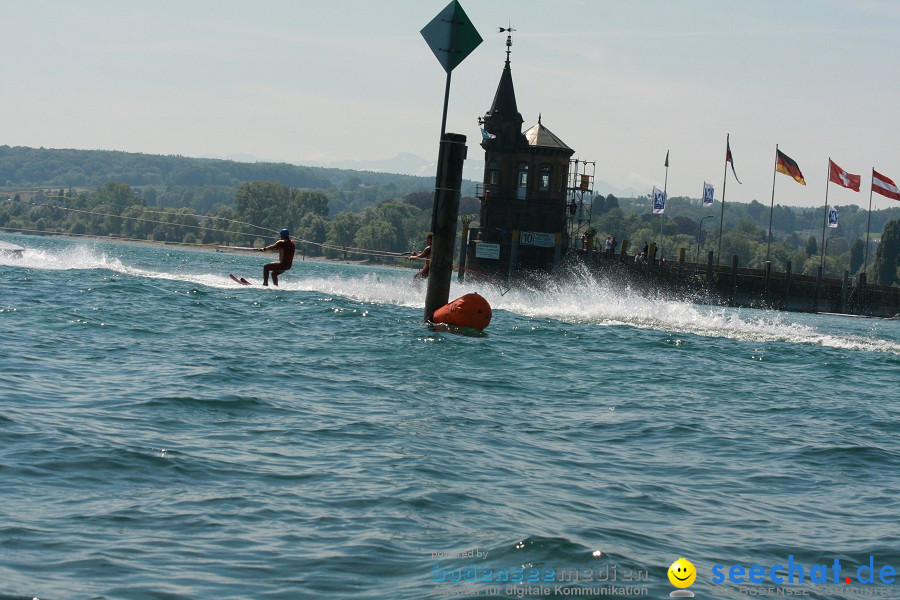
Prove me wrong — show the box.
[827,206,838,228]
[703,182,715,207]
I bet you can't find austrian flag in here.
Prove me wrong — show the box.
[872,169,900,201]
[828,160,860,192]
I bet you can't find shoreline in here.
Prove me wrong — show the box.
[0,229,417,269]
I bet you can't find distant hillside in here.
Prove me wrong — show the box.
[2,145,896,231]
[0,145,441,192]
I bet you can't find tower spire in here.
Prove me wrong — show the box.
[486,25,521,120]
[498,25,515,66]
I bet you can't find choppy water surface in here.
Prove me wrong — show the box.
[1,234,898,600]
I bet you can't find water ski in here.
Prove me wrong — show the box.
[229,274,251,286]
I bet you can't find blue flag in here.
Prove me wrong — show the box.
[703,182,715,207]
[652,186,666,214]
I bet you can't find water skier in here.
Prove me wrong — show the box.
[259,229,295,286]
[408,232,432,280]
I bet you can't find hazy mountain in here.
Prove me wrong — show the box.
[593,180,643,200]
[314,152,641,198]
[315,152,435,177]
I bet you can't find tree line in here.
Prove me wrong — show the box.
[0,181,448,261]
[590,194,899,286]
[1,142,897,285]
[2,180,897,285]
[0,145,464,218]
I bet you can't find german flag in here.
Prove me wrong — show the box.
[776,149,806,185]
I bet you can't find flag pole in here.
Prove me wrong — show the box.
[699,182,704,263]
[439,71,452,139]
[660,150,668,258]
[863,167,874,272]
[717,134,729,266]
[820,158,831,270]
[766,144,778,263]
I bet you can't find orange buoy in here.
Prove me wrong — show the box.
[431,293,492,331]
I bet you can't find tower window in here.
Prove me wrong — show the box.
[539,165,551,191]
[517,163,528,200]
[489,169,500,185]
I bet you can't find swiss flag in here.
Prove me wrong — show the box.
[829,160,861,191]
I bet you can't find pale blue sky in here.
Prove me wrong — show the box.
[3,0,899,208]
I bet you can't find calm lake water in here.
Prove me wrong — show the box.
[1,233,898,600]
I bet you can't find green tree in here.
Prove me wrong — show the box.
[821,236,848,277]
[325,212,362,259]
[234,181,329,235]
[605,194,619,213]
[296,213,329,256]
[69,220,87,235]
[672,216,699,236]
[720,229,756,268]
[342,176,362,191]
[353,219,396,255]
[595,207,630,242]
[92,181,138,209]
[754,242,791,270]
[167,208,200,243]
[402,191,433,211]
[204,205,237,244]
[376,200,428,251]
[789,249,807,271]
[805,235,818,257]
[120,205,153,239]
[733,217,766,241]
[772,204,795,232]
[801,255,821,276]
[746,200,766,224]
[631,227,654,252]
[873,219,900,286]
[234,181,290,233]
[293,190,329,219]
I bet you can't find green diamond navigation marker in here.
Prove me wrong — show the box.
[421,0,482,73]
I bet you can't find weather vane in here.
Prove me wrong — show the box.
[498,24,515,61]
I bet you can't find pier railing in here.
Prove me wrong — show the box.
[572,247,899,317]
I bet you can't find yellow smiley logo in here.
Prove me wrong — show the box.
[668,558,697,588]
